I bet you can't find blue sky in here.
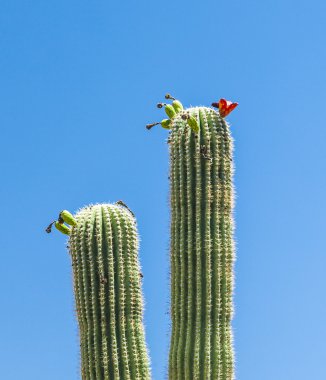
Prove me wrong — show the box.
[0,0,325,379]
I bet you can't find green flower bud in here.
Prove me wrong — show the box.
[165,104,176,119]
[187,116,199,134]
[172,100,183,113]
[60,210,77,226]
[161,119,172,129]
[55,221,71,235]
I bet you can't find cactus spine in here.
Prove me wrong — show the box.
[169,107,235,379]
[69,204,151,380]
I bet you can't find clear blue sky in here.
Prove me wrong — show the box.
[0,1,325,379]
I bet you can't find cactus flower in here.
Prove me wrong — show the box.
[212,98,238,118]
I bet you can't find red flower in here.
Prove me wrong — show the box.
[212,99,238,118]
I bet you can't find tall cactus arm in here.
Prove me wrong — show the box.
[167,106,236,380]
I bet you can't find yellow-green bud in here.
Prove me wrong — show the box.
[172,100,183,113]
[161,119,172,129]
[60,210,77,226]
[187,116,199,134]
[165,104,176,119]
[55,221,71,235]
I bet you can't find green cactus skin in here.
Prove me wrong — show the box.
[168,107,235,379]
[69,204,151,380]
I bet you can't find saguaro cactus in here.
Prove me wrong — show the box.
[68,203,151,380]
[47,94,237,380]
[158,101,236,379]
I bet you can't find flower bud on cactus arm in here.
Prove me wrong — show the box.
[146,119,171,130]
[55,221,71,235]
[46,209,75,235]
[157,103,177,119]
[60,210,77,226]
[182,113,200,134]
[146,94,183,131]
[161,119,172,129]
[165,94,184,113]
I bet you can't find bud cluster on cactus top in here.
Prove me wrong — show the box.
[146,93,200,133]
[146,94,237,135]
[45,210,77,235]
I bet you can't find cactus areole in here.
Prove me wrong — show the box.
[69,204,151,380]
[168,106,236,379]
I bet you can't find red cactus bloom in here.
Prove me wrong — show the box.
[212,99,238,118]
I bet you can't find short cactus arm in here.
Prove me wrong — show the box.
[69,204,151,380]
